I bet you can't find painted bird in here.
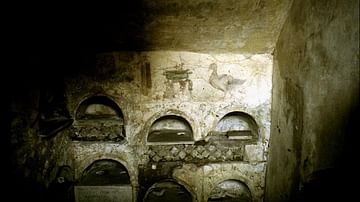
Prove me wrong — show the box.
[209,63,246,92]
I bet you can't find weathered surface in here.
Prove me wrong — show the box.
[172,162,266,201]
[74,186,132,202]
[76,0,292,53]
[62,51,272,201]
[65,51,272,145]
[139,0,291,53]
[265,0,359,201]
[8,85,75,201]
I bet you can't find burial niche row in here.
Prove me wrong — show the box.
[71,96,126,142]
[147,111,258,146]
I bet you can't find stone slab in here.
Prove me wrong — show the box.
[74,185,132,202]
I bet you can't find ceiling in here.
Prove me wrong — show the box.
[131,0,293,53]
[10,0,293,80]
[90,0,293,53]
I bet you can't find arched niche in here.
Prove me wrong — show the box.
[209,112,258,142]
[147,115,194,145]
[143,180,192,202]
[75,96,124,121]
[78,159,130,186]
[208,179,252,202]
[75,159,132,202]
[72,96,126,141]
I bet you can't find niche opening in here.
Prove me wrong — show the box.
[76,96,124,121]
[78,159,130,186]
[75,159,132,202]
[72,96,126,141]
[208,179,252,202]
[207,112,258,142]
[147,115,194,145]
[143,180,192,202]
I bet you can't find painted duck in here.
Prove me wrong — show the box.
[209,63,246,92]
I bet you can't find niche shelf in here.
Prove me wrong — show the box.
[71,96,125,142]
[206,111,258,143]
[147,115,194,145]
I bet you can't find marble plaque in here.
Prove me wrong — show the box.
[75,185,132,202]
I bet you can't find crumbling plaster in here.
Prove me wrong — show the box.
[66,51,272,144]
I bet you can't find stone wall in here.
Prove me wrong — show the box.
[265,0,359,201]
[8,80,74,202]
